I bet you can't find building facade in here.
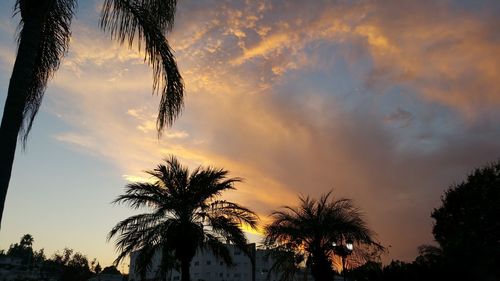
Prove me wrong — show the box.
[128,244,296,281]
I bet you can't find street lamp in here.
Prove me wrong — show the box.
[332,239,353,281]
[346,240,353,251]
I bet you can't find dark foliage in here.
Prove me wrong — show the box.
[431,161,500,280]
[48,248,93,281]
[0,234,104,281]
[101,265,121,275]
[7,234,34,265]
[349,245,446,281]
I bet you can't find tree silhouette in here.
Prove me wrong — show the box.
[432,161,500,280]
[264,191,383,281]
[7,234,35,265]
[91,259,102,274]
[109,156,258,281]
[101,265,121,275]
[51,248,93,281]
[0,0,184,228]
[0,235,104,280]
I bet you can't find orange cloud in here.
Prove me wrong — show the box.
[358,0,500,116]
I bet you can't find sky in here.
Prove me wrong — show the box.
[1,0,500,272]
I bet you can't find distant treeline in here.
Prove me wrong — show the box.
[0,234,124,281]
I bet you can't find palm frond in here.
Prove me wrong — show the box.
[265,246,303,281]
[157,245,179,280]
[14,0,77,144]
[145,156,189,194]
[107,212,167,241]
[100,0,183,132]
[132,243,159,279]
[208,215,250,254]
[207,200,259,228]
[203,233,233,266]
[111,217,176,265]
[113,182,167,209]
[189,167,239,200]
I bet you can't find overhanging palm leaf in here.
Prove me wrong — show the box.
[1,0,184,228]
[203,233,233,266]
[100,0,183,132]
[15,0,77,143]
[109,155,258,281]
[265,246,305,281]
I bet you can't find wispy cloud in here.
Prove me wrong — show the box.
[54,132,97,150]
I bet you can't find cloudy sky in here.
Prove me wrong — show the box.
[1,0,500,271]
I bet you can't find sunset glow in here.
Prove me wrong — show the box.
[1,0,499,271]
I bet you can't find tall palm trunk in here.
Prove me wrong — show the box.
[310,251,335,281]
[180,258,191,281]
[0,2,49,228]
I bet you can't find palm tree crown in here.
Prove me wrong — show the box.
[109,156,258,281]
[264,191,383,281]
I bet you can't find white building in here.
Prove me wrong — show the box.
[128,244,300,281]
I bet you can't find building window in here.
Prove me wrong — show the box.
[206,260,211,265]
[194,261,199,266]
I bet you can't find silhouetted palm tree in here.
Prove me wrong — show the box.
[0,0,184,228]
[109,156,259,281]
[264,192,383,281]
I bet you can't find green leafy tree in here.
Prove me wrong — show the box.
[264,192,383,281]
[0,0,184,228]
[431,161,500,280]
[109,156,259,281]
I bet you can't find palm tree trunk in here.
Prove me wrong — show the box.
[0,12,45,229]
[310,252,335,281]
[180,259,191,281]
